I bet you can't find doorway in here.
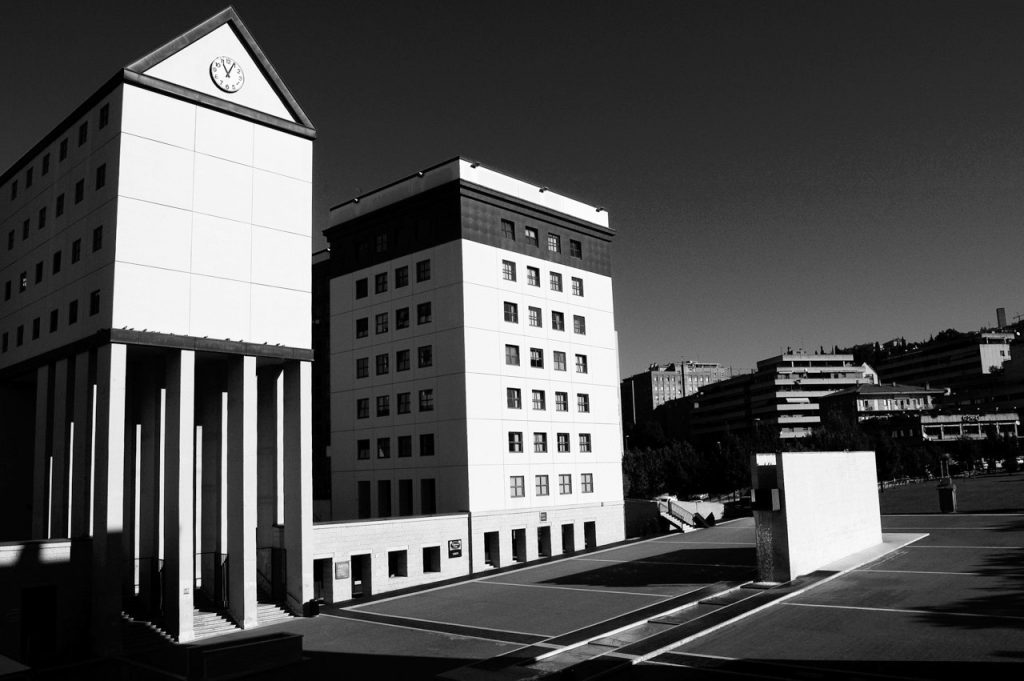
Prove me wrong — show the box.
[350,553,372,598]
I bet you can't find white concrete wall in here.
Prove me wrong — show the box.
[114,84,312,348]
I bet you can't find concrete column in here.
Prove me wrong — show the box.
[70,352,94,537]
[227,355,257,628]
[283,361,313,615]
[91,343,127,655]
[138,369,162,611]
[257,367,283,532]
[163,350,196,642]
[31,364,50,539]
[49,358,70,538]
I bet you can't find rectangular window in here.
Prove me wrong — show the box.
[42,153,50,175]
[92,225,103,251]
[555,392,568,411]
[56,194,65,217]
[570,239,582,258]
[395,265,408,287]
[559,474,572,495]
[34,261,43,284]
[10,180,16,200]
[502,260,516,281]
[420,433,435,456]
[22,220,29,240]
[355,317,368,338]
[99,103,110,129]
[376,395,390,416]
[71,238,80,262]
[357,439,370,460]
[356,357,369,378]
[418,345,433,367]
[421,479,437,514]
[32,318,40,340]
[375,312,388,334]
[573,315,586,335]
[579,433,592,452]
[25,167,32,189]
[375,272,388,293]
[508,431,523,452]
[557,433,570,453]
[377,437,391,458]
[416,259,431,282]
[375,353,389,375]
[510,476,525,498]
[526,266,539,286]
[503,302,518,323]
[530,348,544,368]
[396,349,410,371]
[59,138,68,161]
[68,300,78,325]
[355,278,368,298]
[417,302,432,324]
[525,227,538,246]
[3,281,9,300]
[375,233,388,253]
[547,234,561,253]
[396,307,409,329]
[398,479,413,516]
[551,311,564,331]
[7,231,12,250]
[501,219,515,239]
[576,354,588,373]
[534,432,548,453]
[386,547,407,575]
[378,480,392,517]
[1,333,6,353]
[398,435,412,458]
[38,207,46,230]
[95,164,106,190]
[578,394,590,413]
[357,481,371,519]
[19,272,27,292]
[532,390,546,410]
[419,389,434,411]
[550,272,562,291]
[507,387,521,409]
[397,392,411,414]
[16,326,24,346]
[356,398,369,419]
[78,121,88,146]
[74,179,84,204]
[505,344,520,366]
[528,306,542,327]
[572,277,584,296]
[582,473,594,493]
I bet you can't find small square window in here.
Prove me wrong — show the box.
[375,272,388,293]
[582,473,594,493]
[525,227,538,246]
[550,272,562,292]
[397,392,411,414]
[416,259,431,282]
[510,476,525,498]
[505,344,520,366]
[396,349,410,372]
[570,239,582,258]
[95,164,106,190]
[356,398,369,419]
[573,315,586,335]
[396,307,410,329]
[75,179,84,204]
[532,390,546,410]
[526,266,539,286]
[557,433,570,453]
[502,260,516,281]
[579,433,592,452]
[99,103,110,129]
[356,357,368,378]
[508,431,523,452]
[501,219,515,239]
[419,389,434,412]
[423,545,441,572]
[92,225,103,252]
[555,392,568,411]
[376,395,390,417]
[376,353,389,375]
[552,311,564,331]
[417,302,432,324]
[78,121,88,147]
[507,387,522,409]
[528,307,542,328]
[355,317,368,338]
[375,312,388,334]
[530,348,544,368]
[357,439,370,460]
[576,354,588,374]
[355,278,368,298]
[503,302,518,323]
[559,474,572,495]
[577,393,590,413]
[420,433,435,456]
[536,475,549,496]
[418,345,433,368]
[398,435,412,458]
[395,265,409,287]
[533,432,548,453]
[572,277,584,296]
[547,234,561,253]
[377,437,391,458]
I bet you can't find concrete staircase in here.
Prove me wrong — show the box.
[257,602,295,626]
[192,609,240,640]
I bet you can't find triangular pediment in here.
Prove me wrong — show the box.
[126,7,312,128]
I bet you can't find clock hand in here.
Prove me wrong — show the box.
[225,61,235,77]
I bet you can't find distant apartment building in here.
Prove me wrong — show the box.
[687,352,874,440]
[819,383,946,422]
[621,360,739,431]
[873,331,1014,391]
[315,158,624,600]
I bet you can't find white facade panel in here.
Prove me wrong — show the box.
[195,107,254,166]
[252,170,311,237]
[193,154,253,224]
[121,84,196,150]
[250,285,311,348]
[113,198,193,272]
[190,213,251,283]
[188,275,249,340]
[250,227,309,291]
[118,134,195,211]
[111,263,190,335]
[253,126,312,182]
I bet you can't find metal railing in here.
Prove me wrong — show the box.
[657,498,696,527]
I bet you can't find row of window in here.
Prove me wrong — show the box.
[357,477,437,519]
[506,345,587,373]
[6,165,107,258]
[508,431,592,454]
[506,388,590,412]
[500,218,584,259]
[503,302,586,334]
[3,227,103,303]
[357,432,435,459]
[357,389,434,417]
[355,302,431,338]
[1,291,101,353]
[510,472,593,498]
[501,260,584,296]
[356,345,433,377]
[6,104,110,204]
[355,259,431,298]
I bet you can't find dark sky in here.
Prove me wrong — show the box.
[3,1,1023,375]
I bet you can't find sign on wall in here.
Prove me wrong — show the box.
[448,539,462,558]
[334,560,350,580]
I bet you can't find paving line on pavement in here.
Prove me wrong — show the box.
[648,540,755,546]
[479,580,674,599]
[572,556,755,569]
[883,526,1016,530]
[856,568,982,576]
[884,513,1024,517]
[904,544,1022,550]
[652,651,927,680]
[321,610,548,642]
[782,601,1024,622]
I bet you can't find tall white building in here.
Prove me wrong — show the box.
[317,158,624,597]
[0,8,315,658]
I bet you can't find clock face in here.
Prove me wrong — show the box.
[210,56,244,93]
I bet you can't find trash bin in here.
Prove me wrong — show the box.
[937,479,957,513]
